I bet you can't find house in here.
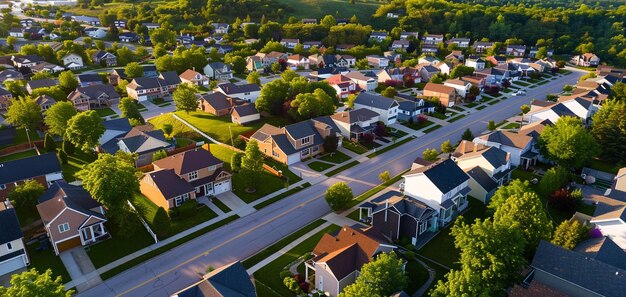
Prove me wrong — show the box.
[305,225,396,297]
[117,125,175,166]
[0,203,29,277]
[309,54,349,69]
[345,71,377,91]
[12,54,43,68]
[369,32,388,42]
[460,75,486,89]
[302,18,317,24]
[486,55,507,66]
[113,19,126,29]
[119,32,139,43]
[449,37,470,48]
[30,62,65,74]
[330,108,380,140]
[97,118,133,153]
[35,95,56,112]
[92,50,117,67]
[443,79,472,98]
[571,53,600,67]
[465,56,485,70]
[249,119,339,165]
[391,40,410,51]
[126,77,170,101]
[231,104,260,125]
[395,94,435,122]
[423,34,444,45]
[67,84,120,111]
[280,38,299,49]
[475,67,510,86]
[203,62,233,80]
[0,69,24,83]
[212,23,230,34]
[526,97,596,125]
[0,88,12,113]
[159,71,182,92]
[402,158,471,226]
[435,62,453,75]
[61,53,84,70]
[506,45,526,57]
[142,148,232,210]
[109,68,128,85]
[528,47,553,58]
[452,142,513,203]
[26,78,57,94]
[423,82,458,107]
[8,28,24,38]
[302,41,322,49]
[588,194,626,250]
[171,261,257,297]
[72,15,100,26]
[198,92,242,116]
[421,44,439,55]
[400,31,419,40]
[287,54,310,70]
[326,74,358,99]
[143,23,160,30]
[418,65,440,81]
[474,130,537,168]
[77,73,103,87]
[246,56,264,73]
[418,56,440,66]
[205,44,234,55]
[85,28,107,39]
[445,51,465,63]
[337,55,356,67]
[215,83,260,103]
[36,182,108,255]
[358,191,437,245]
[353,92,400,125]
[525,239,626,297]
[376,67,420,85]
[179,69,209,87]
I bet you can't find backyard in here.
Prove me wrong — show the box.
[148,113,202,140]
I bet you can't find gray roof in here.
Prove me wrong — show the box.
[217,83,260,95]
[405,159,469,193]
[27,78,57,90]
[200,92,231,110]
[159,71,182,85]
[532,240,626,296]
[0,153,61,184]
[232,104,258,117]
[284,120,317,140]
[465,166,498,192]
[38,181,105,220]
[574,237,626,270]
[119,129,172,154]
[177,261,256,297]
[147,169,195,199]
[68,84,119,101]
[368,191,435,220]
[129,77,167,90]
[77,73,102,83]
[481,146,509,168]
[0,207,23,244]
[354,92,399,110]
[100,118,133,153]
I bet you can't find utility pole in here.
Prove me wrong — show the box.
[228,125,234,147]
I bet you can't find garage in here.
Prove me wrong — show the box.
[0,254,27,275]
[56,236,82,254]
[213,180,231,195]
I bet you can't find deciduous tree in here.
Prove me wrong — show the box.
[493,192,553,250]
[5,97,42,130]
[0,268,73,297]
[552,220,588,250]
[65,110,105,152]
[340,252,407,297]
[422,148,439,161]
[58,71,78,94]
[124,62,144,79]
[440,140,454,153]
[8,180,44,214]
[119,97,144,124]
[325,182,352,211]
[246,71,261,85]
[173,83,199,113]
[539,116,599,168]
[591,100,626,164]
[240,140,264,191]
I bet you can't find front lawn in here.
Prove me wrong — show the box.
[501,122,521,129]
[319,151,351,163]
[0,149,38,162]
[402,120,433,131]
[87,218,155,268]
[148,113,201,140]
[94,108,117,118]
[448,114,465,123]
[308,161,334,172]
[26,241,71,283]
[430,112,447,120]
[341,140,368,154]
[324,160,359,177]
[513,81,530,87]
[61,148,97,182]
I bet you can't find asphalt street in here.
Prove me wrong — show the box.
[78,68,585,297]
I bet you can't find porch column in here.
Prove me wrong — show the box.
[305,264,309,280]
[359,208,362,221]
[89,225,95,242]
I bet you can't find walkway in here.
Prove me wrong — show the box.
[59,247,102,292]
[216,192,256,217]
[411,257,436,297]
[196,196,225,216]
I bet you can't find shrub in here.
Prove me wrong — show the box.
[294,273,305,284]
[231,152,243,172]
[152,207,171,237]
[58,150,68,164]
[44,133,55,152]
[299,281,310,293]
[589,227,603,238]
[279,270,292,279]
[416,114,427,124]
[360,133,374,144]
[233,137,246,150]
[283,277,302,294]
[549,188,577,212]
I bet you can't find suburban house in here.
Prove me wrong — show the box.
[77,73,103,87]
[11,54,43,68]
[305,225,396,297]
[72,15,100,26]
[452,141,513,203]
[400,31,419,40]
[475,67,510,86]
[85,28,107,39]
[280,38,299,49]
[31,62,66,74]
[249,119,340,165]
[67,84,120,111]
[402,158,471,226]
[143,22,161,30]
[61,53,84,70]
[366,55,389,68]
[528,47,554,58]
[35,95,56,113]
[423,34,444,45]
[180,69,209,87]
[443,79,472,98]
[465,56,486,70]
[435,62,454,76]
[474,130,537,168]
[37,182,108,255]
[98,118,133,154]
[526,97,596,125]
[231,104,260,124]
[126,77,171,101]
[302,41,322,49]
[449,37,470,48]
[0,69,23,83]
[446,50,465,63]
[91,50,117,67]
[198,92,245,116]
[117,125,175,166]
[358,191,437,245]
[423,83,458,107]
[0,153,62,198]
[141,148,232,210]
[474,41,494,53]
[395,94,435,122]
[26,78,57,94]
[506,45,526,57]
[203,62,233,81]
[588,194,626,250]
[571,53,600,67]
[119,32,139,43]
[212,23,230,34]
[418,56,440,66]
[287,54,310,70]
[326,74,359,99]
[376,67,420,85]
[215,83,261,103]
[0,203,29,277]
[487,55,507,66]
[158,71,182,92]
[171,261,256,297]
[353,92,399,125]
[330,108,380,141]
[523,239,626,297]
[0,88,12,113]
[113,19,126,29]
[369,32,388,42]
[345,71,377,91]
[418,65,440,81]
[391,40,410,51]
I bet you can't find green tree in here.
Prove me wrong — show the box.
[487,179,531,213]
[379,170,391,183]
[5,97,42,130]
[30,86,67,103]
[539,116,599,168]
[162,123,173,138]
[173,83,199,113]
[152,207,170,237]
[440,140,454,153]
[449,65,475,79]
[65,111,105,152]
[230,56,247,74]
[538,166,570,196]
[552,220,588,250]
[6,36,17,48]
[340,252,407,297]
[535,47,548,59]
[355,58,369,70]
[461,128,473,141]
[246,71,261,85]
[230,152,243,172]
[493,192,553,250]
[62,139,75,155]
[381,86,396,98]
[0,268,73,297]
[320,15,336,28]
[487,120,496,131]
[324,134,338,153]
[124,62,144,79]
[290,89,334,119]
[325,182,353,211]
[44,133,56,152]
[240,140,264,191]
[591,100,626,164]
[422,148,439,161]
[562,84,574,92]
[58,150,68,164]
[520,104,530,124]
[152,149,167,161]
[119,97,144,124]
[8,180,44,214]
[270,62,281,73]
[255,79,289,114]
[58,71,78,94]
[609,82,626,101]
[346,94,357,108]
[31,71,53,80]
[149,28,177,48]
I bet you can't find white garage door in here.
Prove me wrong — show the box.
[213,180,231,195]
[0,255,26,276]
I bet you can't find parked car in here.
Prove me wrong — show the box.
[511,90,526,96]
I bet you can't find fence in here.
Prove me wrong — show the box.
[0,140,44,156]
[581,167,616,183]
[127,200,158,244]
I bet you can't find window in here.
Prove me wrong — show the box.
[302,136,311,145]
[0,184,5,190]
[58,223,70,233]
[188,171,198,181]
[6,242,12,250]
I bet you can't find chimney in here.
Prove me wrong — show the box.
[473,143,478,153]
[460,140,466,153]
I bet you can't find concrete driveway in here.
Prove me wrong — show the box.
[59,247,102,292]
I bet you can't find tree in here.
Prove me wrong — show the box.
[173,83,199,113]
[58,150,68,164]
[340,252,407,297]
[539,116,599,168]
[0,268,73,297]
[152,149,167,161]
[538,166,570,197]
[610,82,626,101]
[379,170,391,183]
[30,86,67,103]
[440,140,454,153]
[32,71,54,80]
[255,79,290,114]
[65,111,105,152]
[562,84,574,92]
[270,62,282,73]
[152,207,170,237]
[487,120,496,131]
[62,139,75,156]
[591,100,626,164]
[246,71,261,85]
[520,104,530,124]
[290,90,334,120]
[8,180,44,214]
[320,15,336,28]
[493,191,553,250]
[381,86,397,98]
[323,134,338,153]
[230,152,243,172]
[461,128,474,141]
[449,65,475,79]
[149,28,176,48]
[552,220,588,250]
[355,58,369,70]
[240,140,264,191]
[431,268,483,297]
[107,23,119,39]
[422,148,439,161]
[535,47,548,59]
[230,56,247,74]
[124,62,144,79]
[119,97,144,124]
[488,179,531,213]
[44,133,55,152]
[162,123,173,138]
[6,36,17,48]
[5,97,42,130]
[346,94,357,108]
[325,182,352,211]
[58,71,78,94]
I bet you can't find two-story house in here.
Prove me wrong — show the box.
[449,37,470,48]
[67,84,120,111]
[400,31,419,40]
[0,203,29,277]
[395,94,435,122]
[366,55,389,68]
[344,71,377,91]
[117,125,175,166]
[465,56,486,70]
[92,50,117,67]
[353,92,399,125]
[473,41,494,53]
[326,74,358,99]
[526,97,596,125]
[506,45,527,57]
[141,148,232,210]
[171,261,257,297]
[77,74,103,87]
[26,79,57,94]
[423,34,444,45]
[391,40,410,51]
[443,79,472,99]
[423,83,458,107]
[212,23,230,34]
[180,69,209,87]
[474,130,536,169]
[286,54,310,70]
[280,38,300,49]
[0,153,62,198]
[198,92,247,116]
[203,62,233,81]
[330,109,379,141]
[0,88,13,114]
[369,32,388,42]
[215,83,261,103]
[61,53,84,70]
[126,77,170,101]
[571,53,600,67]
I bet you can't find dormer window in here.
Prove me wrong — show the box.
[302,136,311,145]
[188,171,198,181]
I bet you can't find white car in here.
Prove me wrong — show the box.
[511,90,526,96]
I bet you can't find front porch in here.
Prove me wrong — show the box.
[520,151,538,170]
[79,222,108,246]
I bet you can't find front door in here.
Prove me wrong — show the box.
[204,183,214,196]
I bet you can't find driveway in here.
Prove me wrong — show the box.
[59,247,102,292]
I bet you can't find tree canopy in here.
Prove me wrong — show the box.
[0,268,73,297]
[325,182,353,211]
[173,83,199,113]
[65,111,105,152]
[5,97,42,130]
[591,100,626,164]
[44,102,78,136]
[539,116,599,168]
[340,252,407,297]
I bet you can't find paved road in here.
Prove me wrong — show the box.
[78,69,584,297]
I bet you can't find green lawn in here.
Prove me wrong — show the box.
[0,149,38,162]
[488,100,501,105]
[319,151,351,163]
[476,105,488,110]
[502,122,521,129]
[341,140,368,154]
[212,198,231,213]
[586,158,621,174]
[175,111,290,144]
[175,138,194,148]
[342,170,406,210]
[466,102,478,108]
[430,112,447,120]
[253,224,341,297]
[406,259,430,295]
[423,125,442,133]
[148,113,201,140]
[87,219,155,268]
[448,114,465,123]
[254,182,312,210]
[308,161,334,172]
[26,241,71,283]
[242,219,326,269]
[0,128,41,149]
[94,108,117,118]
[402,120,434,131]
[324,160,359,177]
[513,81,530,87]
[61,148,97,182]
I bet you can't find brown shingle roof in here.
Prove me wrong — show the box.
[152,148,222,175]
[478,130,533,149]
[423,82,455,94]
[179,69,203,81]
[509,282,568,297]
